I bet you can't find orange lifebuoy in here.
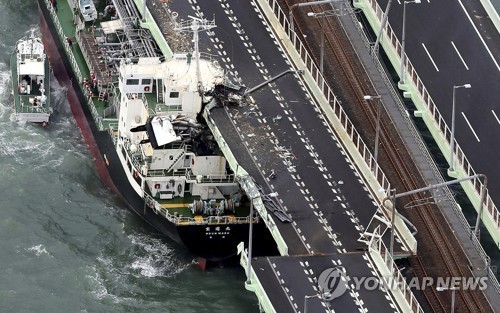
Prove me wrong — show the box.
[154,183,160,189]
[144,86,150,92]
[134,170,139,178]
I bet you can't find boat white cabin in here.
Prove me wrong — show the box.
[115,54,234,201]
[11,30,51,124]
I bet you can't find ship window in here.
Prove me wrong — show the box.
[126,79,140,85]
[169,91,179,98]
[142,79,151,85]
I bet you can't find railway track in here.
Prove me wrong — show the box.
[278,0,491,312]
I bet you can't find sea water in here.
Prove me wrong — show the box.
[0,1,256,312]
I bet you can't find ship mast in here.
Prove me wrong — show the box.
[174,16,216,95]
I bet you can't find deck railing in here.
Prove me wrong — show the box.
[45,0,104,131]
[369,231,425,313]
[185,169,236,184]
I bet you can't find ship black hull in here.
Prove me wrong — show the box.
[37,0,275,262]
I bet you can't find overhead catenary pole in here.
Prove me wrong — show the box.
[384,174,487,258]
[363,95,382,163]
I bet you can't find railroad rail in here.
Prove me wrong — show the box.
[281,0,492,311]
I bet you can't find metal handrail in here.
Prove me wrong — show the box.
[45,0,104,131]
[351,0,498,294]
[264,0,392,194]
[358,0,499,231]
[369,233,425,313]
[144,193,255,225]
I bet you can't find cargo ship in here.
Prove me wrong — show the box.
[37,0,272,264]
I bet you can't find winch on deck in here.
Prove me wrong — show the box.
[189,198,237,216]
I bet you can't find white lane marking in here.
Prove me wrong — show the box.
[451,41,469,70]
[492,110,500,125]
[458,0,500,72]
[421,43,439,72]
[462,112,480,142]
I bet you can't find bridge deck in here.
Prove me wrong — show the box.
[253,254,399,313]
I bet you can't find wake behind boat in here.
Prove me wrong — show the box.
[11,30,51,124]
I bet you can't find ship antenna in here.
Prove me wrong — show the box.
[30,29,35,59]
[174,16,216,96]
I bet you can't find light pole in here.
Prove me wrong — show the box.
[364,95,382,163]
[448,84,471,176]
[307,10,337,77]
[308,11,325,76]
[289,0,340,33]
[436,286,458,313]
[304,292,331,313]
[400,0,421,84]
[246,192,278,285]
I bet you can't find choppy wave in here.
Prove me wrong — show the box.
[86,268,120,302]
[85,232,189,303]
[128,233,189,278]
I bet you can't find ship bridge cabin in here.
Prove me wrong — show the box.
[116,56,234,201]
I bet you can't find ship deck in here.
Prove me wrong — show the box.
[155,193,251,219]
[54,0,116,126]
[54,0,181,127]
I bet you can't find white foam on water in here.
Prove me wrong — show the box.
[0,62,10,95]
[128,233,190,278]
[86,267,119,303]
[26,244,51,257]
[0,63,13,119]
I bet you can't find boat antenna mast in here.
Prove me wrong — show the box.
[174,15,216,96]
[30,29,35,59]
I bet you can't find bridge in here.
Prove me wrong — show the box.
[156,0,499,311]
